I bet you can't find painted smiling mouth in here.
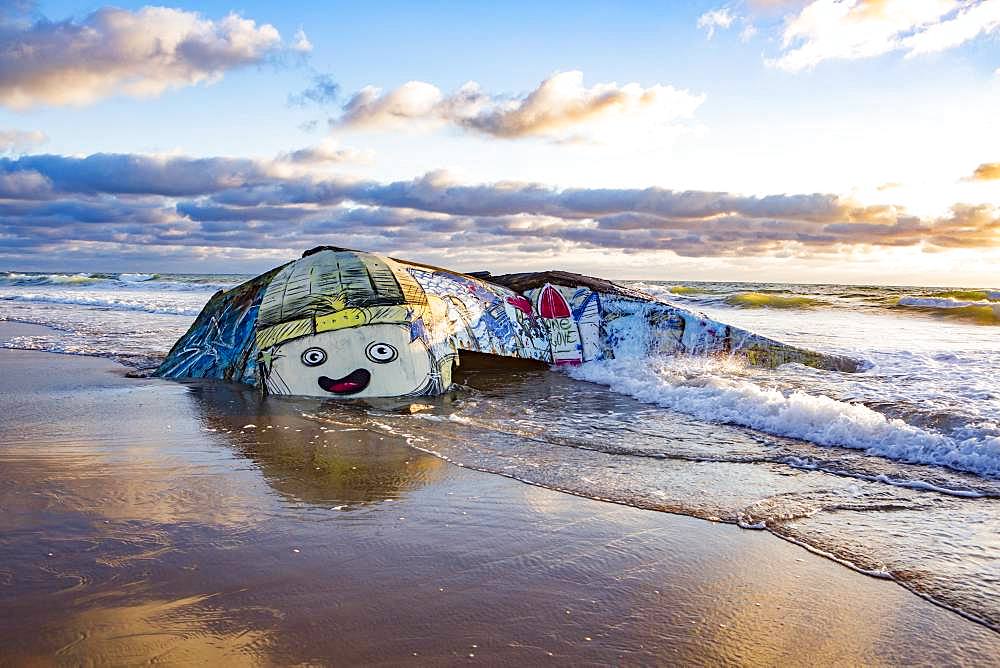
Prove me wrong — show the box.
[317,369,371,395]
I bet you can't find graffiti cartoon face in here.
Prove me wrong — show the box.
[265,324,436,398]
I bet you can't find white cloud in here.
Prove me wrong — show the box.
[339,81,444,130]
[768,0,1000,72]
[276,139,374,166]
[290,28,313,53]
[335,71,705,143]
[903,0,1000,55]
[0,6,286,108]
[0,129,47,153]
[698,8,737,39]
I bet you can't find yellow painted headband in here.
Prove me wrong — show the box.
[255,304,419,351]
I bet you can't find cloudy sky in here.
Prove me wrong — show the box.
[1,0,999,285]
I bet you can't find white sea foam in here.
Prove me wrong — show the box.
[138,280,234,292]
[629,282,714,303]
[567,356,1000,478]
[898,296,988,309]
[0,293,201,316]
[118,273,157,283]
[0,271,235,292]
[0,272,102,285]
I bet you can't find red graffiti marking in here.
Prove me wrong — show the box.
[538,285,571,319]
[506,295,532,315]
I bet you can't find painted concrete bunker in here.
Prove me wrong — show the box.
[156,246,861,398]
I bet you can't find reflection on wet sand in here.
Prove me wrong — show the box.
[1,348,999,665]
[183,381,447,507]
[375,359,1000,630]
[47,593,274,666]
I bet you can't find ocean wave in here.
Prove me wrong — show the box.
[628,282,722,304]
[665,285,705,295]
[0,293,202,316]
[567,356,1000,479]
[896,296,1000,325]
[926,289,1000,302]
[118,273,158,283]
[724,292,823,309]
[899,296,982,309]
[633,284,826,309]
[629,282,1000,317]
[0,272,104,286]
[132,279,234,292]
[0,271,235,292]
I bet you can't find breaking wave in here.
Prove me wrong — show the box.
[926,289,1000,302]
[567,356,1000,479]
[0,271,239,292]
[630,280,1000,326]
[0,293,202,316]
[724,292,824,309]
[665,285,705,295]
[632,283,832,309]
[896,296,1000,325]
[632,283,830,307]
[0,272,104,285]
[118,273,157,283]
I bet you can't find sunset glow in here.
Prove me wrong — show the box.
[1,0,998,285]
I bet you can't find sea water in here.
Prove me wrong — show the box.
[1,270,998,629]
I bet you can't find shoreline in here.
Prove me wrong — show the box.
[0,339,997,663]
[3,320,999,637]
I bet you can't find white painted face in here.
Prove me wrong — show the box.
[266,324,435,398]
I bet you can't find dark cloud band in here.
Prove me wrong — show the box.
[0,150,996,266]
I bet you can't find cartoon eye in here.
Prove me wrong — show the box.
[365,341,398,364]
[301,347,327,367]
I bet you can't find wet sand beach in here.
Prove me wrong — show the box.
[1,327,998,665]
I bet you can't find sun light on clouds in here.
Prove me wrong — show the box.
[0,2,997,283]
[0,151,997,272]
[768,0,1000,71]
[0,6,298,108]
[333,71,705,144]
[968,163,1000,180]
